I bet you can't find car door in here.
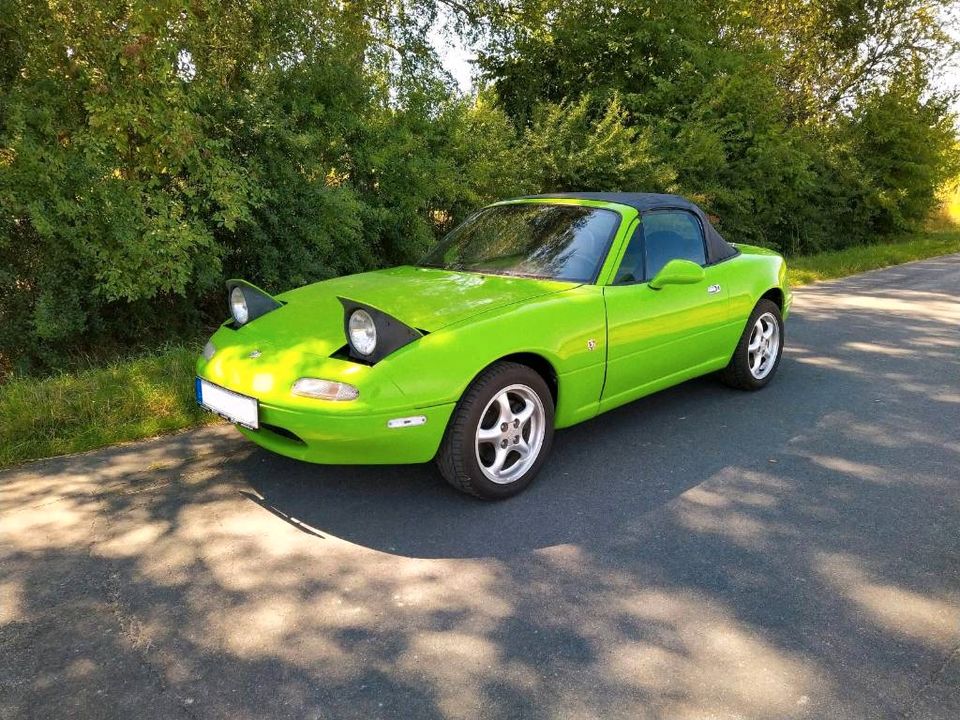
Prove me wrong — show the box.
[600,209,731,412]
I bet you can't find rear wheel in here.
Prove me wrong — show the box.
[436,362,555,499]
[720,299,784,390]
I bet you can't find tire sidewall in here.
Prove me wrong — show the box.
[454,365,555,499]
[740,300,784,389]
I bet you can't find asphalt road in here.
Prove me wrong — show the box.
[2,255,959,720]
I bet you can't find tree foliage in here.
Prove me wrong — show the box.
[0,0,957,370]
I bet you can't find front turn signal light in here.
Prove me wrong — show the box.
[202,340,217,361]
[291,378,359,401]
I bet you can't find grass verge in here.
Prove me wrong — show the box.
[0,345,219,468]
[1,229,959,469]
[787,229,960,286]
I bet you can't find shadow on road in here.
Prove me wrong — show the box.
[2,257,959,719]
[242,272,959,561]
[241,374,805,559]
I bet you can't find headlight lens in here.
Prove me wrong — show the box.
[292,378,359,401]
[230,286,249,325]
[348,309,377,356]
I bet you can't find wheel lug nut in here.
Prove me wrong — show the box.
[500,422,508,431]
[500,439,508,448]
[514,436,519,444]
[513,419,520,428]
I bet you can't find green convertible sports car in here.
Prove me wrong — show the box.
[196,193,791,499]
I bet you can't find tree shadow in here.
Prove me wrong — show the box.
[240,372,806,559]
[3,258,960,718]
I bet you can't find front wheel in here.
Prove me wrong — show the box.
[720,299,784,390]
[436,362,555,499]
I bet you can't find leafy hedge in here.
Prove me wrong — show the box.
[1,0,957,373]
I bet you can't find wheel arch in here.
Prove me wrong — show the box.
[474,352,559,407]
[759,287,784,311]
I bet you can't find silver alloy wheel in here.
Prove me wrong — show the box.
[475,383,546,484]
[748,311,780,380]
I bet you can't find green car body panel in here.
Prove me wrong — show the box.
[196,197,790,465]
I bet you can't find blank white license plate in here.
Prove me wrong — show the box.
[196,378,259,429]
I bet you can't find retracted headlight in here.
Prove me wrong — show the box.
[339,298,422,364]
[226,280,282,327]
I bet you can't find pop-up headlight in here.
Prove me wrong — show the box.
[226,280,282,327]
[339,298,422,364]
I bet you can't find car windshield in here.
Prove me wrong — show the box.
[419,203,620,282]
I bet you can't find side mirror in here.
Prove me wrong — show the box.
[648,259,705,290]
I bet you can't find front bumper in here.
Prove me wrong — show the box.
[196,322,457,463]
[233,398,455,465]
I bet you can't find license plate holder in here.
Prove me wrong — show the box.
[196,378,259,429]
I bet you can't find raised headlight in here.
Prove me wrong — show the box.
[230,286,249,325]
[338,298,422,364]
[226,280,281,326]
[348,309,377,356]
[292,378,359,401]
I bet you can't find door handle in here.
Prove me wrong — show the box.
[707,284,722,294]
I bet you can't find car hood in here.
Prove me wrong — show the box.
[222,266,578,360]
[283,266,575,330]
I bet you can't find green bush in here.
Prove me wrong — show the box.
[0,0,957,373]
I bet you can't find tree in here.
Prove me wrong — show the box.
[0,0,957,371]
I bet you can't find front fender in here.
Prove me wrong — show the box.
[380,285,608,428]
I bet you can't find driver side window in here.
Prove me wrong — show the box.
[643,211,706,279]
[613,210,707,285]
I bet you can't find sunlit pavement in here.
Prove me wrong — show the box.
[2,255,959,720]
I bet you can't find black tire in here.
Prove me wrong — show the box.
[720,298,784,390]
[436,361,555,499]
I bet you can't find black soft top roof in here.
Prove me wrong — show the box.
[524,192,738,264]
